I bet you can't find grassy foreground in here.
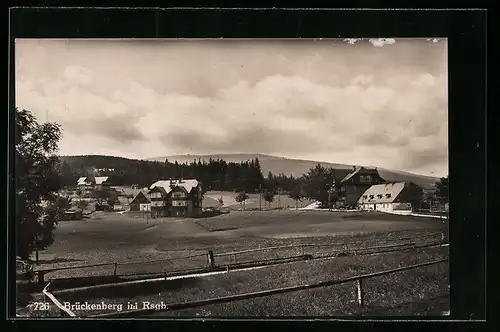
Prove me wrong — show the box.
[37,227,443,280]
[38,246,448,317]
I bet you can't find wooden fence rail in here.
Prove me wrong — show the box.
[214,231,444,258]
[33,232,445,284]
[42,281,77,318]
[90,258,448,318]
[34,252,209,284]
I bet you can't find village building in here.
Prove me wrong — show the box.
[129,191,151,212]
[334,167,386,207]
[148,179,203,218]
[77,176,110,187]
[358,182,423,213]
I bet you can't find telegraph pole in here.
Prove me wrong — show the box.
[278,188,281,209]
[328,188,332,211]
[259,184,262,211]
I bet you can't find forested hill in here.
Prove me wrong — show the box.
[148,154,440,189]
[61,155,141,170]
[59,154,440,190]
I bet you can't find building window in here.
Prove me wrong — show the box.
[377,194,383,199]
[369,195,374,199]
[385,193,391,198]
[172,192,185,199]
[362,195,367,199]
[359,175,373,183]
[150,192,162,199]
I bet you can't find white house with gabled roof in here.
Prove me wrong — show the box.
[148,179,203,217]
[358,182,423,214]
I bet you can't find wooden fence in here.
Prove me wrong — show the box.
[33,231,445,284]
[34,252,208,284]
[214,231,445,264]
[89,258,448,318]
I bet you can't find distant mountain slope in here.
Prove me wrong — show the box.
[60,155,140,169]
[59,154,439,189]
[147,153,440,189]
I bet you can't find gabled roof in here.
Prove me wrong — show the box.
[77,177,88,185]
[148,186,167,196]
[358,182,406,204]
[77,176,109,185]
[340,167,381,184]
[149,179,200,195]
[130,191,150,204]
[95,176,109,185]
[340,168,362,183]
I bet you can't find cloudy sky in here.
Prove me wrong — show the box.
[15,38,448,177]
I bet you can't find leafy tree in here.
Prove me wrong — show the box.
[262,190,275,209]
[75,186,85,200]
[106,198,117,208]
[434,176,449,203]
[302,164,335,206]
[15,108,65,259]
[91,187,118,206]
[235,192,250,210]
[75,199,89,211]
[288,186,303,209]
[60,160,75,187]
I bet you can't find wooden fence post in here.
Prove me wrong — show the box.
[356,279,364,306]
[232,254,236,264]
[38,272,45,286]
[441,232,445,242]
[207,250,215,270]
[113,262,118,276]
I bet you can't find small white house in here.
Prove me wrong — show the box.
[358,182,421,213]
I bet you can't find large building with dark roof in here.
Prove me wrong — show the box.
[334,167,386,207]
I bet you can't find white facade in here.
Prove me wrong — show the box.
[151,200,165,207]
[139,203,151,211]
[360,202,412,212]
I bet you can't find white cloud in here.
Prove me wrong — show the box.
[369,38,396,47]
[413,73,437,87]
[350,75,373,86]
[63,65,93,86]
[15,39,448,175]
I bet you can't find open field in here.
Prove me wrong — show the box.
[32,246,448,317]
[33,210,447,273]
[20,208,448,317]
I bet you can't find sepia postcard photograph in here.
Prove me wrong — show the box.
[14,37,449,318]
